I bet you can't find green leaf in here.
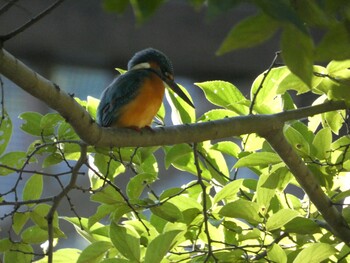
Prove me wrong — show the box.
[19,111,44,136]
[31,204,60,230]
[164,144,203,176]
[144,230,182,263]
[77,241,113,263]
[283,125,310,157]
[35,248,81,263]
[312,127,332,160]
[277,66,327,95]
[21,225,49,243]
[93,152,125,181]
[217,13,279,54]
[126,173,157,199]
[199,109,237,122]
[234,152,282,168]
[266,209,299,231]
[91,185,125,205]
[0,238,12,252]
[251,67,290,114]
[206,0,243,19]
[255,0,307,33]
[22,174,43,203]
[58,121,79,140]
[4,243,33,263]
[0,111,12,156]
[281,25,314,87]
[211,141,241,158]
[12,212,30,235]
[88,204,116,228]
[213,179,244,203]
[293,243,337,263]
[109,223,140,261]
[0,152,31,176]
[196,81,249,114]
[323,110,345,135]
[166,85,195,125]
[103,0,129,13]
[150,202,183,222]
[220,199,262,224]
[129,0,164,24]
[284,217,321,234]
[315,23,350,61]
[256,172,277,213]
[40,112,64,131]
[87,96,100,120]
[267,244,287,263]
[43,153,63,168]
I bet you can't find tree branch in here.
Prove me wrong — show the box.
[262,129,350,244]
[0,0,65,41]
[1,48,350,246]
[0,48,347,148]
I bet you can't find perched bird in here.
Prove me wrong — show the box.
[96,48,194,129]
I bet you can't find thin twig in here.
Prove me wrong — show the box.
[46,142,87,263]
[193,143,218,263]
[249,51,281,114]
[0,0,65,41]
[0,0,19,16]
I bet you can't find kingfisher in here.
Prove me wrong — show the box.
[96,48,194,129]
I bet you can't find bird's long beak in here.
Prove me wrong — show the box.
[164,78,195,108]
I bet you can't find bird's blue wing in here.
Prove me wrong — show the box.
[96,70,150,127]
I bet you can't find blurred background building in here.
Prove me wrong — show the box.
[0,0,281,252]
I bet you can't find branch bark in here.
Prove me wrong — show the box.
[262,129,350,244]
[0,48,346,148]
[1,48,350,245]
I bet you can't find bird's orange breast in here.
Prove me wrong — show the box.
[116,73,165,128]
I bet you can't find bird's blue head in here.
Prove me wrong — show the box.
[127,48,174,76]
[127,48,194,108]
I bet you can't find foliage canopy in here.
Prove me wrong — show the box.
[1,0,350,262]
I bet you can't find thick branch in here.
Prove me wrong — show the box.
[0,48,347,148]
[1,48,350,245]
[262,129,350,244]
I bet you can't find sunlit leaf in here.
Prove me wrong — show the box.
[77,241,113,263]
[213,179,243,203]
[312,127,332,160]
[151,202,183,222]
[126,173,157,199]
[166,85,195,125]
[4,243,33,263]
[22,174,43,203]
[87,96,100,120]
[19,111,45,136]
[109,223,140,261]
[266,209,299,231]
[12,212,30,235]
[144,230,182,263]
[0,152,31,176]
[220,199,262,224]
[251,67,290,114]
[0,111,12,156]
[293,243,337,263]
[283,125,310,157]
[267,244,287,263]
[196,81,249,114]
[234,152,281,168]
